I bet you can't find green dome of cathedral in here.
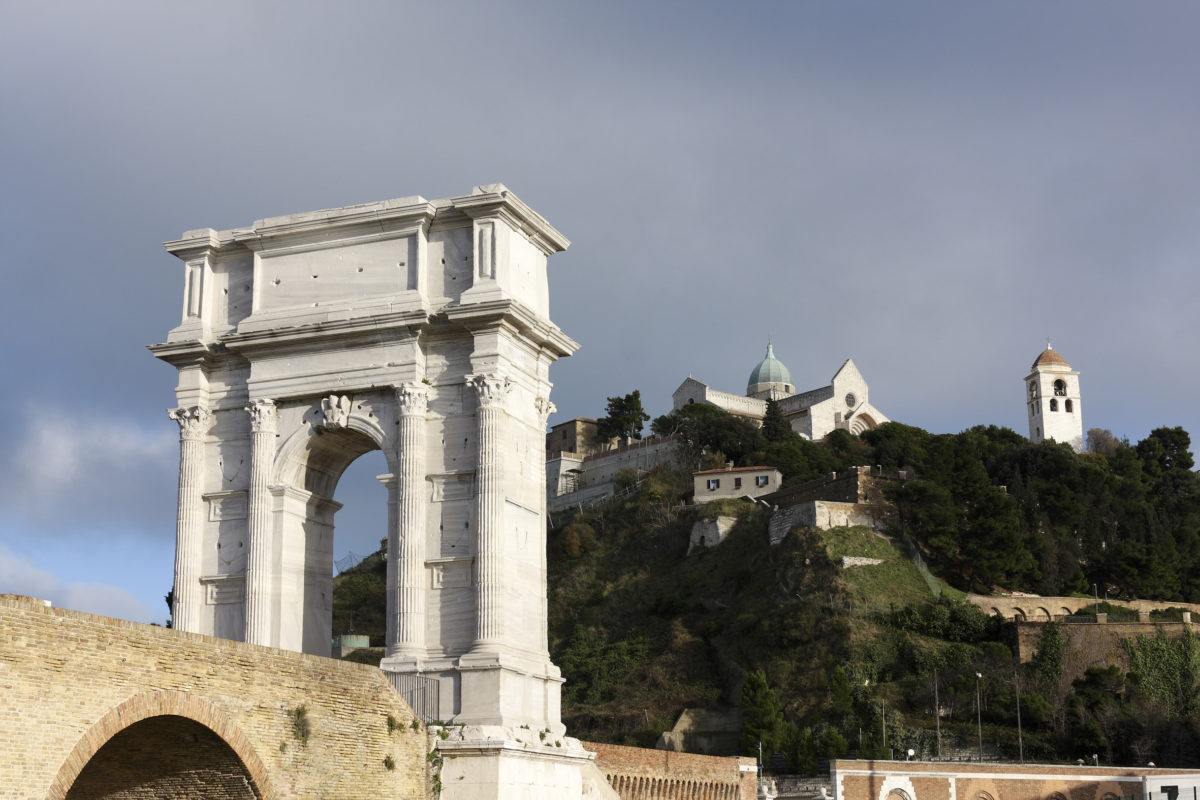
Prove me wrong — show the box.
[747,343,793,393]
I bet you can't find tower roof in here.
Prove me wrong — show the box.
[747,344,793,391]
[1032,345,1070,370]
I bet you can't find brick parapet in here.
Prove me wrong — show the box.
[584,741,756,800]
[0,594,427,800]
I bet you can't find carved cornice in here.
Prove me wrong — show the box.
[450,188,570,256]
[467,374,512,409]
[442,299,578,359]
[221,309,429,359]
[320,395,352,429]
[246,399,278,433]
[395,382,431,417]
[168,406,211,440]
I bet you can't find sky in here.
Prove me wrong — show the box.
[3,2,1200,624]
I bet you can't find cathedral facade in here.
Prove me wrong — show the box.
[672,344,889,440]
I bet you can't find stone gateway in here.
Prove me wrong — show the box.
[150,185,577,736]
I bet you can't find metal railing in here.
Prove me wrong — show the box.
[385,672,441,723]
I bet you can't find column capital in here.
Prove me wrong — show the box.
[534,396,556,430]
[168,406,210,440]
[246,398,278,433]
[467,373,512,409]
[395,382,430,417]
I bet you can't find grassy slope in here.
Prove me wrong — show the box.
[545,471,939,748]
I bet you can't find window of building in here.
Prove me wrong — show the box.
[1054,379,1067,396]
[706,478,720,490]
[1050,399,1058,411]
[756,475,769,487]
[734,477,742,489]
[1066,399,1073,413]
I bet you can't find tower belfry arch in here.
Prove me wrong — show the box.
[151,185,577,734]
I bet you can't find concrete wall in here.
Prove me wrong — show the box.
[585,741,756,800]
[832,759,1200,800]
[0,594,426,800]
[547,437,680,508]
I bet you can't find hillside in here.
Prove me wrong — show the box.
[332,417,1200,769]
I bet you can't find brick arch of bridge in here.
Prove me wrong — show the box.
[0,595,426,800]
[48,690,273,800]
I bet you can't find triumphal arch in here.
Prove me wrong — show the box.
[151,185,577,736]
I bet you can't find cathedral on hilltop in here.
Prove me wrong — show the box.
[1026,343,1083,452]
[672,344,889,440]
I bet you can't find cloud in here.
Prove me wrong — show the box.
[0,544,156,622]
[0,406,177,536]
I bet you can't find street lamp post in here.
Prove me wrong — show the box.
[1013,667,1024,763]
[975,671,983,763]
[933,669,942,759]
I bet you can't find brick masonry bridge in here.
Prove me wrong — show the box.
[966,592,1200,622]
[0,594,427,799]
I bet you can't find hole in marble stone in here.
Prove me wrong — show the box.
[357,267,364,272]
[398,261,405,267]
[441,258,445,264]
[272,278,281,285]
[223,288,228,295]
[312,274,318,279]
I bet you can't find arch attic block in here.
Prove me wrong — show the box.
[150,185,578,735]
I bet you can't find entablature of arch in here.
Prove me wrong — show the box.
[443,297,578,359]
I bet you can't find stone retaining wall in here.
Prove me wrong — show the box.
[584,741,756,800]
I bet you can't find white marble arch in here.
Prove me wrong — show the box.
[152,186,578,736]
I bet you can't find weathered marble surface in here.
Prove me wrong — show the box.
[152,186,577,740]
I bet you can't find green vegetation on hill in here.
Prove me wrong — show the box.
[331,543,386,646]
[332,410,1200,769]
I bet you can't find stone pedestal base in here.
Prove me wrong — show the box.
[382,654,565,734]
[432,726,617,800]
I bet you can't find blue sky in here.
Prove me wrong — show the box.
[3,2,1200,624]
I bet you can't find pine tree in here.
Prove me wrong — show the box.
[762,398,794,443]
[740,669,785,756]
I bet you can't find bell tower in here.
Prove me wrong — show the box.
[1025,343,1083,451]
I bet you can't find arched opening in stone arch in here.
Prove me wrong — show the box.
[330,448,390,652]
[65,715,259,799]
[849,413,878,435]
[273,418,394,656]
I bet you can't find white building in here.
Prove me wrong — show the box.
[1026,343,1083,451]
[693,465,782,503]
[672,344,888,439]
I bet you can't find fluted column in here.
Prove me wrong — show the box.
[168,406,210,633]
[534,396,555,654]
[389,382,429,658]
[244,398,277,647]
[468,373,511,649]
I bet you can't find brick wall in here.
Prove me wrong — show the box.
[831,759,1200,800]
[1016,619,1194,667]
[584,741,756,800]
[0,595,427,800]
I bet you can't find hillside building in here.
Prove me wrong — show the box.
[693,465,782,503]
[1025,343,1083,451]
[673,344,889,439]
